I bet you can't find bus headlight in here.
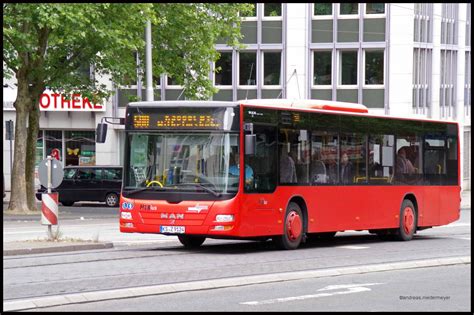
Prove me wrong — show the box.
[215,214,234,222]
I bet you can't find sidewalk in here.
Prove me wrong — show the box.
[3,190,471,256]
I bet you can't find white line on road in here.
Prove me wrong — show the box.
[335,245,370,250]
[240,283,383,305]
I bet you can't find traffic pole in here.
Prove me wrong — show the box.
[41,156,58,240]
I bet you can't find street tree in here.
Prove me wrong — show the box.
[3,3,252,212]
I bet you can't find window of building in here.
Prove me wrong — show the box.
[340,3,358,15]
[414,3,433,43]
[365,50,384,85]
[314,3,332,16]
[314,51,332,85]
[440,50,457,118]
[413,48,432,115]
[340,51,358,85]
[239,52,257,86]
[441,3,458,45]
[215,52,232,86]
[466,4,471,46]
[263,52,281,86]
[264,3,281,17]
[241,3,256,17]
[366,3,385,14]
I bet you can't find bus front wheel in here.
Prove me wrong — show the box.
[177,235,206,248]
[394,199,417,241]
[273,202,304,250]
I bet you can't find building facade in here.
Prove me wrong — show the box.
[2,3,471,191]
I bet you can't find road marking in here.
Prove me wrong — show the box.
[437,223,471,228]
[3,256,470,312]
[240,283,383,305]
[336,245,369,250]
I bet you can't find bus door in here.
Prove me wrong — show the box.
[242,124,279,236]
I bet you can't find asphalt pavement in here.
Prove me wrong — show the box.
[2,190,471,256]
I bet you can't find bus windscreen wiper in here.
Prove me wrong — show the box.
[125,186,167,196]
[172,183,221,197]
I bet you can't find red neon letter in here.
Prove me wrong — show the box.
[72,94,81,109]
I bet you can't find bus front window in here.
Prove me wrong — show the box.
[126,133,239,194]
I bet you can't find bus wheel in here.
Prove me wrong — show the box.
[274,202,304,250]
[177,235,206,248]
[395,199,417,241]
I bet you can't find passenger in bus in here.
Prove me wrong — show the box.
[340,152,353,184]
[229,150,254,189]
[396,147,416,174]
[280,146,297,183]
[310,150,327,184]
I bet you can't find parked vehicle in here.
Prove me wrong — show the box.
[36,166,122,207]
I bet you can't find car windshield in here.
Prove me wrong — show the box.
[124,132,240,194]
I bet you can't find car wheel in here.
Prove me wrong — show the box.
[177,235,206,248]
[61,201,74,207]
[105,193,119,207]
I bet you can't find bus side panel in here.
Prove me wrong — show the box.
[437,185,461,225]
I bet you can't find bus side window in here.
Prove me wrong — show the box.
[244,125,277,193]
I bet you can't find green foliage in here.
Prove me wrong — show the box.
[3,3,252,101]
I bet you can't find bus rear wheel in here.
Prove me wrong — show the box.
[394,199,417,241]
[177,235,206,248]
[274,202,304,250]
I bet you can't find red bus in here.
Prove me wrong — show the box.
[112,99,460,249]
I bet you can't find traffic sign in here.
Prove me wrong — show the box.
[38,158,64,188]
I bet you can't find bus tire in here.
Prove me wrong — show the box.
[273,202,304,250]
[177,235,206,248]
[394,199,417,241]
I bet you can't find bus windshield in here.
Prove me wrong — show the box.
[124,132,240,194]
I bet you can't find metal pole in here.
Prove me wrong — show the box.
[9,138,12,181]
[145,20,154,102]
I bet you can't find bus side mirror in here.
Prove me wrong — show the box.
[245,134,256,156]
[96,123,108,143]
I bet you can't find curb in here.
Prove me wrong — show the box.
[3,255,470,312]
[3,242,114,256]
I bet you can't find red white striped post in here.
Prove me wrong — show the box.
[41,192,58,225]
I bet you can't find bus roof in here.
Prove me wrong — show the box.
[239,99,369,113]
[128,100,238,108]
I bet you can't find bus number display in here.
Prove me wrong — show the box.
[156,115,220,128]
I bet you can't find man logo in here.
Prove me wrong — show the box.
[160,213,184,220]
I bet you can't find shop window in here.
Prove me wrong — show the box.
[65,131,96,166]
[45,130,62,161]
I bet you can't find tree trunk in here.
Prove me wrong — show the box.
[26,99,41,211]
[7,79,31,213]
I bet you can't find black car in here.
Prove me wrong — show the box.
[36,166,122,207]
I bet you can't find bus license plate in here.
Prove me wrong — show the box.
[160,226,185,234]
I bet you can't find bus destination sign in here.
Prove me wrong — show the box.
[129,108,232,130]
